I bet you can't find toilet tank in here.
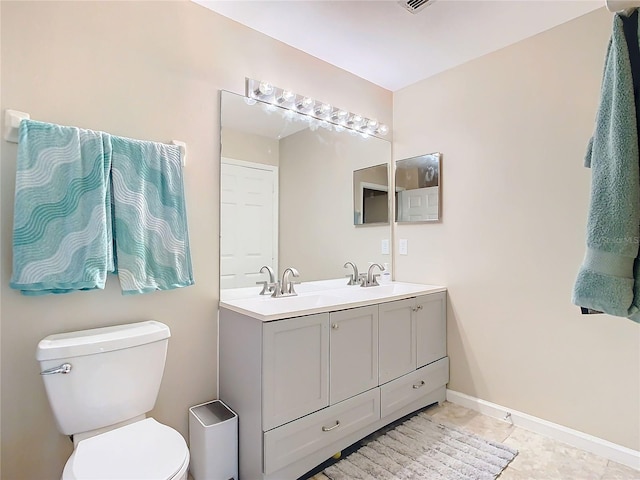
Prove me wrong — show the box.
[36,321,171,436]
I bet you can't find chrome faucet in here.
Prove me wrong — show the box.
[361,263,384,287]
[343,261,359,285]
[257,265,277,295]
[272,267,300,297]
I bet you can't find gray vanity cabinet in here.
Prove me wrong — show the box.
[378,297,416,384]
[262,313,329,431]
[379,292,447,383]
[219,289,448,480]
[329,306,379,404]
[416,292,447,367]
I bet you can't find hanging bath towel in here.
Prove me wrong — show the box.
[572,13,640,321]
[110,136,194,294]
[10,120,113,295]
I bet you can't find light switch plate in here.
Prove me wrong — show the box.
[381,239,390,255]
[399,239,408,255]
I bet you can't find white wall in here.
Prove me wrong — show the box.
[221,127,280,167]
[394,7,639,450]
[0,2,391,478]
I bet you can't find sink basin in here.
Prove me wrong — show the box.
[328,282,432,301]
[222,293,347,319]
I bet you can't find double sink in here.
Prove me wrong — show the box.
[219,280,446,321]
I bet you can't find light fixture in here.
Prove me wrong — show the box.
[245,78,389,137]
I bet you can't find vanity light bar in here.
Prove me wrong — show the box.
[246,78,389,137]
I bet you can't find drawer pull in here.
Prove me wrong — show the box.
[413,380,425,389]
[322,420,340,432]
[332,323,339,329]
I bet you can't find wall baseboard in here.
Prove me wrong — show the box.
[446,389,640,471]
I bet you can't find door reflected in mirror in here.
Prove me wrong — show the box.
[353,164,390,225]
[395,153,441,223]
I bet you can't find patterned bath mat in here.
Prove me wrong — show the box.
[323,412,518,480]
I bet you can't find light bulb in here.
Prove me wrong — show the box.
[347,114,363,127]
[366,119,379,132]
[244,97,257,106]
[277,90,295,104]
[331,109,349,123]
[377,124,389,136]
[314,103,332,118]
[296,97,314,111]
[255,82,274,97]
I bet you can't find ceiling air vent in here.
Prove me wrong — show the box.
[399,0,435,14]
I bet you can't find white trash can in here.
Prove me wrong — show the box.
[189,399,238,480]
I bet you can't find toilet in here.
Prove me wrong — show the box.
[36,321,190,480]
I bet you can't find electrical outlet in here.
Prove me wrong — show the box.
[381,239,390,255]
[399,239,408,255]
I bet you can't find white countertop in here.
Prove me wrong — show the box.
[219,280,446,321]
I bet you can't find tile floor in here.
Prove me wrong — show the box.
[308,401,639,480]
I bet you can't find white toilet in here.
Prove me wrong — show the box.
[36,320,190,480]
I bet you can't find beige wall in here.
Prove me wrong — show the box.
[0,1,391,478]
[221,127,280,166]
[279,127,392,280]
[394,7,639,450]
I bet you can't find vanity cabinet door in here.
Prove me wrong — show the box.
[329,306,379,404]
[263,313,330,431]
[378,297,416,384]
[416,292,447,367]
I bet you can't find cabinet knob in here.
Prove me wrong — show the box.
[413,380,426,389]
[322,420,341,432]
[332,323,339,329]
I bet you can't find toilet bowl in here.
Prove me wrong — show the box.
[36,321,189,480]
[62,419,190,480]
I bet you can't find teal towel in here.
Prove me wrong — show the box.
[111,136,193,294]
[572,14,640,321]
[10,120,113,295]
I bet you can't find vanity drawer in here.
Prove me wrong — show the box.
[263,388,380,475]
[380,357,449,418]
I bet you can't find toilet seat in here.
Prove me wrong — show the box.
[62,418,189,480]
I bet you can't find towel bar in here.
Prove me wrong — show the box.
[3,109,187,167]
[3,109,30,143]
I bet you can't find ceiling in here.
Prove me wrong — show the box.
[194,0,601,91]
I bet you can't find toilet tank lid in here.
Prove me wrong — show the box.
[36,321,170,361]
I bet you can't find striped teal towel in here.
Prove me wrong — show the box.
[10,120,113,295]
[111,136,193,294]
[572,14,640,320]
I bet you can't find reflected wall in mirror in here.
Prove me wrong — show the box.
[395,153,442,223]
[220,91,392,293]
[353,164,390,225]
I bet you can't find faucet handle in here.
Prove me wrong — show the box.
[371,274,381,287]
[270,281,282,298]
[287,280,301,295]
[358,273,368,287]
[256,281,271,295]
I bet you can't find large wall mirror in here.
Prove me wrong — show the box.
[220,91,392,294]
[395,152,442,223]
